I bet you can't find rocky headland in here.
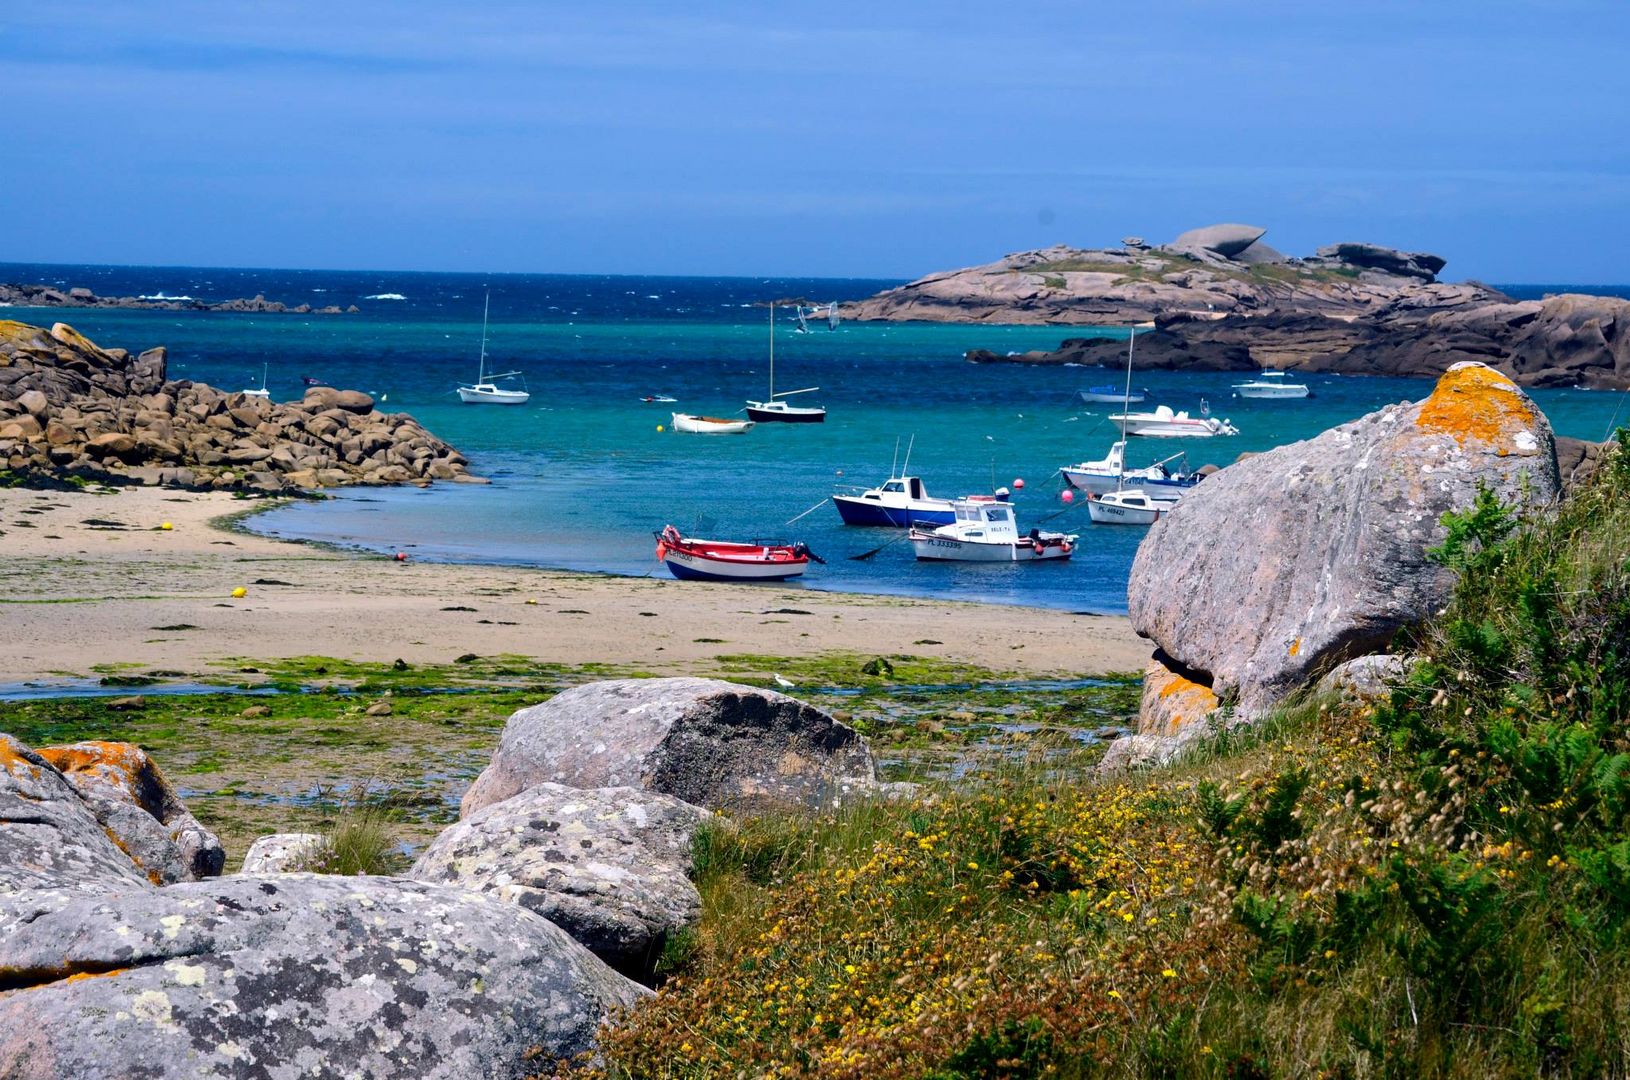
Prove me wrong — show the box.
[0,319,475,491]
[0,282,359,314]
[846,223,1630,389]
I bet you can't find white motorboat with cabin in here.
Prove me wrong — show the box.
[1108,405,1238,438]
[832,436,956,526]
[1086,488,1181,526]
[745,300,826,422]
[671,412,755,435]
[909,493,1076,562]
[1060,441,1200,497]
[458,291,531,405]
[1232,370,1311,399]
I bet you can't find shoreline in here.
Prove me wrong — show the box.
[0,485,1150,685]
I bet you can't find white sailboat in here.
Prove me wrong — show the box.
[458,291,530,405]
[1087,327,1185,525]
[745,300,826,422]
[241,362,270,400]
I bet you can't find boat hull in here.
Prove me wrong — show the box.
[661,549,808,581]
[745,404,826,423]
[671,413,754,434]
[458,387,530,405]
[1061,469,1198,496]
[1079,389,1145,405]
[1086,493,1177,525]
[909,533,1075,562]
[1234,385,1310,399]
[832,495,955,528]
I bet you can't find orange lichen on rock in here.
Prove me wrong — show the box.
[0,738,42,779]
[36,741,149,802]
[1289,637,1302,658]
[1416,362,1539,448]
[1144,660,1221,735]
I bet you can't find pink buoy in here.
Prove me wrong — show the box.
[1061,490,1075,504]
[394,552,408,562]
[1013,478,1025,489]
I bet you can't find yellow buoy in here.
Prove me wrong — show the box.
[656,424,664,433]
[159,522,173,531]
[524,599,539,605]
[231,586,247,599]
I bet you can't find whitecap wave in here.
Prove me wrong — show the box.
[138,292,197,302]
[364,293,407,301]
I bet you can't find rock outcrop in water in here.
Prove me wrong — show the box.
[1110,362,1561,763]
[967,288,1630,390]
[843,224,1466,326]
[0,320,476,491]
[0,281,359,314]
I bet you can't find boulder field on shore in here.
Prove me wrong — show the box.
[1104,361,1562,766]
[0,319,475,491]
[1,677,903,1074]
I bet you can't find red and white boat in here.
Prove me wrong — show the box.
[654,525,821,582]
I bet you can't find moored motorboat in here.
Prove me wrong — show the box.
[1232,370,1311,399]
[833,476,955,527]
[1079,385,1146,405]
[1108,404,1238,438]
[908,494,1076,562]
[1086,488,1180,525]
[641,394,678,403]
[1060,441,1200,497]
[655,525,820,581]
[671,412,754,435]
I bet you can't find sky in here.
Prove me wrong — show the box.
[4,1,1628,282]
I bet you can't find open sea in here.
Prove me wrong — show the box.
[5,263,1628,614]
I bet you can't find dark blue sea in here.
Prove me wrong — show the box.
[5,263,1627,613]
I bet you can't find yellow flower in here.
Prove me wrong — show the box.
[1108,989,1122,999]
[1161,968,1176,978]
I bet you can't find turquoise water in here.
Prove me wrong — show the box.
[6,265,1626,613]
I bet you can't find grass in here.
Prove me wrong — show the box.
[562,435,1630,1078]
[289,783,411,875]
[0,654,1135,869]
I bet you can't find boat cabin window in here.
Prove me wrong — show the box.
[882,481,905,493]
[983,506,1012,523]
[956,505,981,522]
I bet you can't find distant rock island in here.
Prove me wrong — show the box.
[842,223,1629,389]
[0,282,358,315]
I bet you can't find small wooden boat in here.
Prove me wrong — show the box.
[671,412,754,435]
[908,494,1076,562]
[655,525,820,581]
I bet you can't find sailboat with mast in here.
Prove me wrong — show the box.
[745,300,826,423]
[457,291,530,405]
[1087,327,1184,525]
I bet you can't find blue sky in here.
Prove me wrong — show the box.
[4,2,1627,281]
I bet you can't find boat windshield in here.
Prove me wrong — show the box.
[984,506,1012,523]
[882,481,905,493]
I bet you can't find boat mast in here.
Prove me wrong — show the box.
[1117,328,1136,491]
[478,290,491,384]
[768,300,775,399]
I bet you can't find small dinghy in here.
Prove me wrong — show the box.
[655,525,821,581]
[1079,385,1146,405]
[909,492,1076,562]
[671,412,754,435]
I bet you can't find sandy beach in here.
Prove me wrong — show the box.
[0,486,1149,684]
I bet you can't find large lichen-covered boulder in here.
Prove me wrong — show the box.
[0,875,646,1079]
[461,678,877,817]
[0,734,150,899]
[413,783,708,977]
[33,741,225,884]
[1128,361,1560,722]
